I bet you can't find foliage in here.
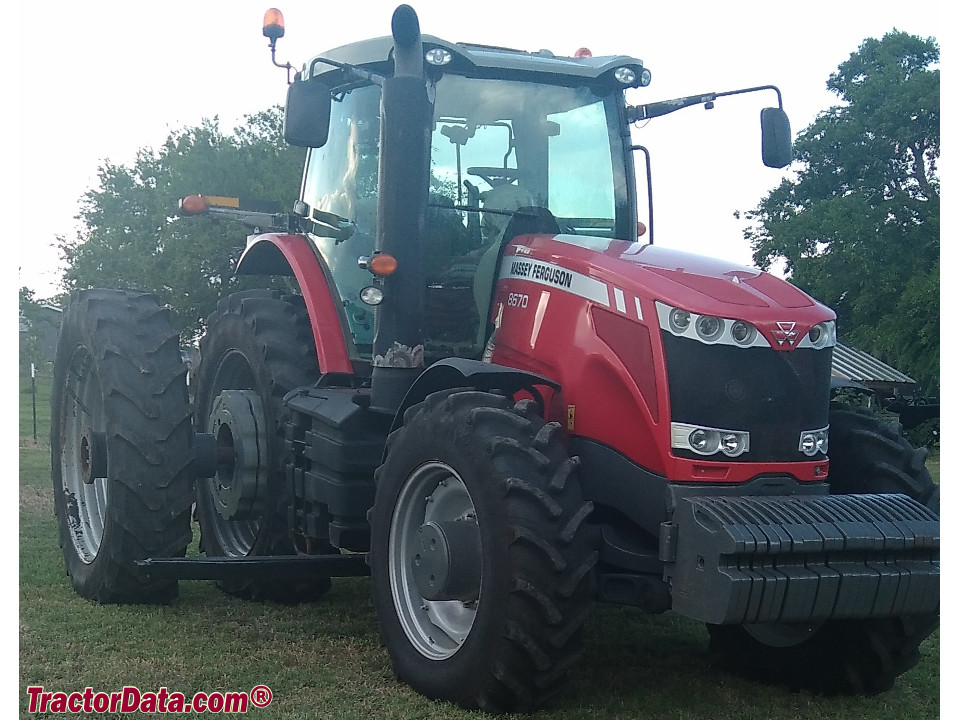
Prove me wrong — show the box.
[19,286,45,373]
[745,31,939,392]
[58,108,306,339]
[905,418,939,450]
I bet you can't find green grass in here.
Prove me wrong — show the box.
[19,374,939,719]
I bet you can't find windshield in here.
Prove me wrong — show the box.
[430,75,631,242]
[300,74,632,357]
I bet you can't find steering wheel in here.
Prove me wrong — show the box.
[466,167,522,187]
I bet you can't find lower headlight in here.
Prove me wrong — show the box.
[672,423,750,458]
[798,427,829,456]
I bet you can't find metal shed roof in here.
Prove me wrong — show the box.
[832,342,915,389]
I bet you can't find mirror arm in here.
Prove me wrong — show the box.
[713,84,784,110]
[306,56,385,87]
[628,84,785,122]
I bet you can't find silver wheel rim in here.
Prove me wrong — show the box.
[389,462,479,660]
[60,348,109,564]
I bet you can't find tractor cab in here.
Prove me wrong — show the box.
[289,36,647,362]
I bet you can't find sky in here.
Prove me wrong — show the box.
[9,0,944,301]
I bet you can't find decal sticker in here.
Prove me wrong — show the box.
[613,287,626,313]
[500,259,609,306]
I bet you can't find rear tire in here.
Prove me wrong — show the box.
[708,405,939,693]
[51,290,193,603]
[370,390,598,712]
[193,289,331,602]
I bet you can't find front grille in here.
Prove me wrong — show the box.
[663,335,831,462]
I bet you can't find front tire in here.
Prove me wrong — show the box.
[51,290,193,603]
[708,404,939,693]
[370,390,598,712]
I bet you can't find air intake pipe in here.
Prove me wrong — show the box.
[370,4,432,414]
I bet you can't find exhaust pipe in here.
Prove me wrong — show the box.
[370,4,432,414]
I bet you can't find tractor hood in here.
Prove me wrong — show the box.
[504,234,836,335]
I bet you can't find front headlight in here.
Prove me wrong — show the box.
[798,427,829,456]
[798,321,836,349]
[657,302,768,348]
[672,422,750,458]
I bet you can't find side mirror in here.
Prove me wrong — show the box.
[760,107,792,169]
[284,77,332,148]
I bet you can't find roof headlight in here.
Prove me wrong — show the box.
[639,68,652,87]
[614,66,637,85]
[425,48,452,66]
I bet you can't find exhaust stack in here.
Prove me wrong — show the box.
[370,4,432,414]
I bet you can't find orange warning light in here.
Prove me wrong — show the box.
[263,8,285,41]
[369,254,399,276]
[179,195,208,215]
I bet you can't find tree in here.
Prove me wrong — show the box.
[59,107,306,339]
[745,31,939,392]
[19,286,44,374]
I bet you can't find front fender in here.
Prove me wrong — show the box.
[390,357,560,437]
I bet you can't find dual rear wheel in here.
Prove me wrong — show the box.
[51,290,193,603]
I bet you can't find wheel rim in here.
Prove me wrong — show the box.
[60,347,109,564]
[389,462,480,660]
[743,621,824,648]
[199,349,266,557]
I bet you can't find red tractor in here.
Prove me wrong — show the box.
[51,4,939,712]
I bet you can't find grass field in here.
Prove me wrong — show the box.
[19,373,939,719]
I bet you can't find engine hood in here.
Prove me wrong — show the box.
[504,234,836,338]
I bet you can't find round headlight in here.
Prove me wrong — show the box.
[720,433,745,457]
[695,315,724,342]
[639,68,652,87]
[799,433,817,456]
[425,48,452,66]
[807,322,832,348]
[669,308,691,334]
[614,67,637,85]
[360,286,384,306]
[688,429,719,455]
[731,320,756,345]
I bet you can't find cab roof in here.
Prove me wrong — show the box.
[303,34,646,88]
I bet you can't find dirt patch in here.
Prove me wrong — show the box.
[20,485,54,514]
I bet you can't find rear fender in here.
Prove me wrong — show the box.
[237,234,353,375]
